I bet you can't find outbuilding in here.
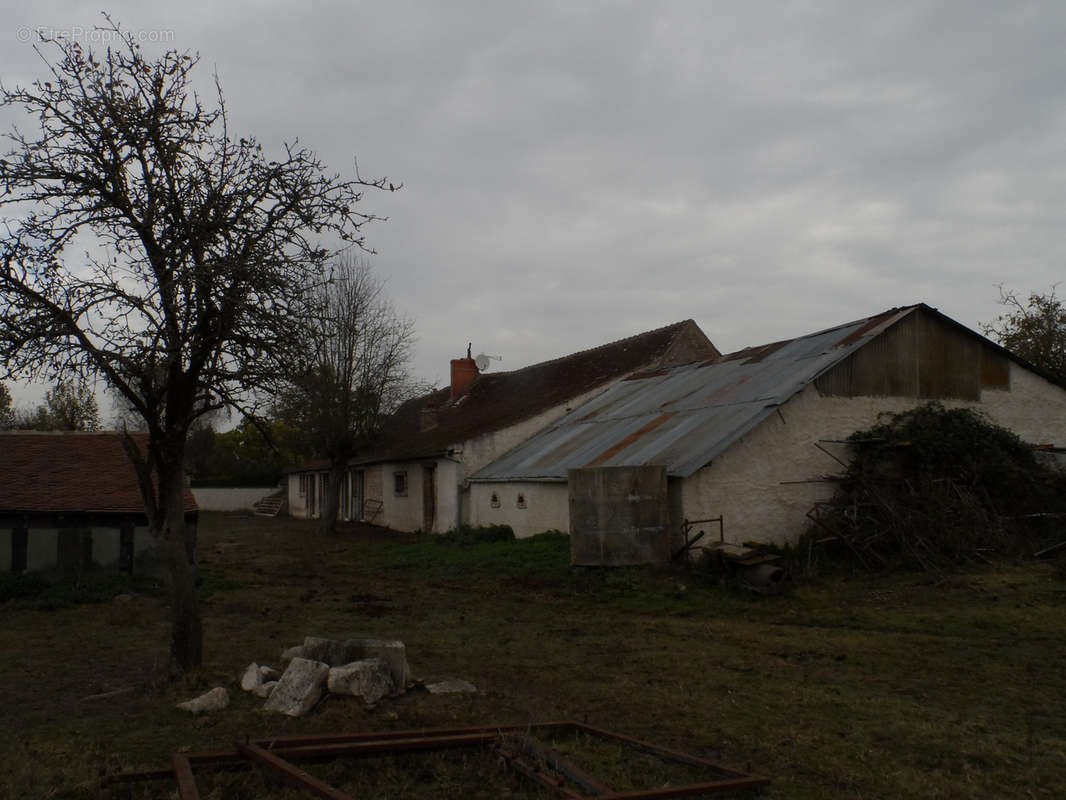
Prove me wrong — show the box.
[0,431,198,574]
[468,304,1066,551]
[287,320,719,532]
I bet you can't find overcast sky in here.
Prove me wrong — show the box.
[4,2,1066,409]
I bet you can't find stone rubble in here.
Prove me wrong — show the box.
[252,680,278,699]
[263,657,330,717]
[176,686,230,714]
[302,636,411,691]
[425,679,478,694]
[327,658,395,705]
[224,636,474,717]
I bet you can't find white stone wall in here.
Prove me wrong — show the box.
[379,460,424,532]
[469,481,570,539]
[287,473,306,518]
[27,528,59,571]
[682,364,1066,547]
[192,487,277,511]
[1,524,153,572]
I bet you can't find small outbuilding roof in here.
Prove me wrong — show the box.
[470,304,977,482]
[0,431,198,515]
[314,319,719,468]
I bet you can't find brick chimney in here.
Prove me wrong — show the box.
[450,356,479,400]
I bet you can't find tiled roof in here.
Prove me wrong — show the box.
[0,431,198,515]
[348,319,718,464]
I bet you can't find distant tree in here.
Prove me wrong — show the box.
[184,417,217,481]
[981,286,1066,382]
[0,22,394,672]
[277,255,421,535]
[189,418,307,487]
[24,379,101,430]
[0,383,14,429]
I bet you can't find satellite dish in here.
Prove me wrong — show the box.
[475,353,501,371]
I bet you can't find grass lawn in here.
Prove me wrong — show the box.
[2,511,1064,798]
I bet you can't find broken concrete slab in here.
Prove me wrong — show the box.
[240,663,263,691]
[263,657,329,717]
[327,658,394,705]
[176,687,230,713]
[302,637,410,690]
[280,645,306,666]
[252,680,278,699]
[425,679,477,695]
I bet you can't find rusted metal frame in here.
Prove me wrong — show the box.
[252,721,574,749]
[238,743,355,800]
[497,742,585,800]
[683,516,724,544]
[570,723,759,780]
[504,733,613,796]
[97,725,579,793]
[259,731,502,761]
[172,754,201,800]
[593,776,771,799]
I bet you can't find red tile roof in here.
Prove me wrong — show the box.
[0,431,198,515]
[354,319,718,463]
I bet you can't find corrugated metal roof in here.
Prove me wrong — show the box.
[469,306,916,482]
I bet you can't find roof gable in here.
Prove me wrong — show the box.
[0,431,198,515]
[472,304,1037,482]
[357,319,718,463]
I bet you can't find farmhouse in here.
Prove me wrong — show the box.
[467,304,1066,548]
[287,320,719,532]
[0,431,198,574]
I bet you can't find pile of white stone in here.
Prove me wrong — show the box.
[177,635,476,716]
[249,636,410,717]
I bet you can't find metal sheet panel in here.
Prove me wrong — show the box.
[470,307,919,481]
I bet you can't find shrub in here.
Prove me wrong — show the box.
[435,524,516,547]
[802,402,1066,572]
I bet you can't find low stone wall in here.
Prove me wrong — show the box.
[191,487,276,511]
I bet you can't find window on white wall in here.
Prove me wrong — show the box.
[490,491,500,508]
[516,493,527,509]
[394,471,408,496]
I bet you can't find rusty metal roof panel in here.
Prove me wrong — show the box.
[470,306,918,482]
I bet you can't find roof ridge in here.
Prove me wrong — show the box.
[485,319,694,377]
[716,305,920,359]
[0,429,139,436]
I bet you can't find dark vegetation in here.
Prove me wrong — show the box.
[2,512,1065,798]
[802,403,1066,572]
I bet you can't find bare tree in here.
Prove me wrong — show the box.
[0,22,394,673]
[981,286,1066,382]
[278,255,420,536]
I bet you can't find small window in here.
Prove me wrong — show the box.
[516,493,527,509]
[490,492,500,508]
[298,475,307,496]
[394,471,408,496]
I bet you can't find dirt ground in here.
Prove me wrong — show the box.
[2,512,1065,799]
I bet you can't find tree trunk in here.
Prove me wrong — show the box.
[160,459,202,675]
[319,460,346,537]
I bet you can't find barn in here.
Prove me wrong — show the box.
[467,304,1066,551]
[287,320,718,532]
[0,431,198,574]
